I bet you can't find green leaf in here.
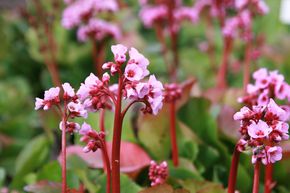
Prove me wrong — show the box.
[98,174,141,193]
[11,135,49,188]
[138,105,171,159]
[37,161,61,182]
[178,180,226,193]
[180,140,199,162]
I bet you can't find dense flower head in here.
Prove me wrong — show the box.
[62,0,120,42]
[35,83,88,136]
[163,83,182,103]
[238,68,290,109]
[148,161,168,186]
[234,0,269,15]
[77,19,121,42]
[233,98,289,165]
[79,122,106,153]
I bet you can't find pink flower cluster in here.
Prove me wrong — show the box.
[102,44,164,115]
[79,122,106,153]
[238,68,290,109]
[61,0,120,42]
[35,83,88,134]
[148,161,168,187]
[163,83,182,103]
[234,99,289,165]
[222,0,269,40]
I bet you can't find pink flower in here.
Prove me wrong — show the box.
[147,75,164,115]
[94,0,118,12]
[235,0,248,10]
[77,83,90,101]
[266,146,282,163]
[252,147,267,164]
[59,121,80,134]
[253,68,269,89]
[174,7,199,24]
[139,5,168,28]
[44,87,60,101]
[136,83,149,98]
[275,82,289,100]
[79,122,92,135]
[129,48,150,78]
[257,89,269,106]
[246,84,259,94]
[266,99,287,121]
[62,83,75,98]
[61,0,95,29]
[67,101,88,118]
[222,17,239,38]
[233,106,253,120]
[124,64,144,81]
[255,0,269,15]
[84,73,102,89]
[77,19,121,42]
[248,120,272,139]
[111,44,128,64]
[35,87,60,110]
[273,121,289,140]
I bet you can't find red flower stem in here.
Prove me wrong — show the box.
[167,0,179,82]
[61,105,68,193]
[101,140,111,193]
[243,41,252,92]
[100,109,109,174]
[169,101,179,167]
[205,14,217,71]
[111,74,123,193]
[92,40,105,78]
[252,161,261,193]
[154,24,170,75]
[264,164,273,193]
[227,146,240,193]
[217,37,233,89]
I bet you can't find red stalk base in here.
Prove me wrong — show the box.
[169,102,179,167]
[227,147,240,193]
[252,162,261,193]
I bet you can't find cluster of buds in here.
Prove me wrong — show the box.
[239,68,290,109]
[102,44,164,115]
[234,98,289,165]
[61,0,121,42]
[222,0,269,41]
[148,161,168,187]
[35,83,88,134]
[79,122,106,153]
[163,83,182,103]
[77,72,114,112]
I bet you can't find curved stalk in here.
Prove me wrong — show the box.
[101,140,111,193]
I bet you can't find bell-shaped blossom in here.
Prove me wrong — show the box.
[248,120,272,139]
[266,146,282,163]
[67,101,88,118]
[124,64,144,81]
[128,48,150,78]
[35,87,60,110]
[63,83,75,99]
[139,5,168,28]
[112,44,128,64]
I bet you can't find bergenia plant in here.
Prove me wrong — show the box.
[35,83,88,192]
[221,0,269,90]
[34,44,164,193]
[62,0,121,76]
[228,68,290,193]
